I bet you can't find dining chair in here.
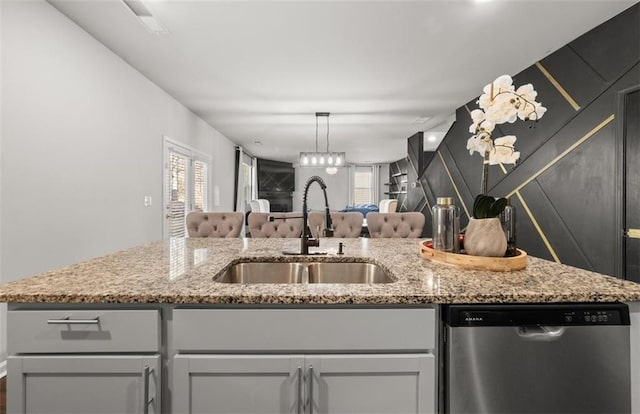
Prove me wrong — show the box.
[308,211,363,238]
[186,212,244,238]
[247,212,303,238]
[366,212,425,238]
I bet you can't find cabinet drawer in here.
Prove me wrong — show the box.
[173,308,435,352]
[8,310,160,354]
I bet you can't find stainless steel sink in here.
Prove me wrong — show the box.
[214,262,394,284]
[307,262,394,284]
[214,262,306,284]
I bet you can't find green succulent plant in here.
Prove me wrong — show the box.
[473,194,508,219]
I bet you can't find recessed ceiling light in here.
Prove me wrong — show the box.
[427,135,437,142]
[253,140,263,145]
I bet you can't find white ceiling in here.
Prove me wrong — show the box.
[49,0,637,164]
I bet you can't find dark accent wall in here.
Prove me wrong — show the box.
[388,158,408,212]
[409,3,640,277]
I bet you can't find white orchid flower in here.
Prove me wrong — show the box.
[478,75,515,109]
[468,109,486,133]
[466,134,493,156]
[490,135,520,165]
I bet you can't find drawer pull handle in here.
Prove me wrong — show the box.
[308,365,314,414]
[47,317,100,325]
[297,366,303,414]
[143,365,154,414]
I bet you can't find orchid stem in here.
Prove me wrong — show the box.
[481,150,490,196]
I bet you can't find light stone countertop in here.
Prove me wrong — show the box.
[0,238,639,304]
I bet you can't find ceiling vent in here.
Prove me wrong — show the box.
[122,0,169,34]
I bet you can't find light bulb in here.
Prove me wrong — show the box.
[335,156,342,166]
[311,156,317,165]
[326,167,338,175]
[302,156,308,165]
[320,156,325,165]
[328,156,333,165]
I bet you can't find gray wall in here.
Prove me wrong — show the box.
[0,1,237,361]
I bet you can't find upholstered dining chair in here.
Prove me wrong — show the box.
[379,199,398,213]
[186,212,244,238]
[308,211,363,238]
[366,212,425,238]
[248,212,304,238]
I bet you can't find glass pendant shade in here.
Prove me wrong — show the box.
[300,152,346,167]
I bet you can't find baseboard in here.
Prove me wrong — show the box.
[0,360,6,378]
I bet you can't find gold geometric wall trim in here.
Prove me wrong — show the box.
[497,160,561,263]
[535,61,581,111]
[515,190,561,263]
[437,151,470,219]
[507,114,615,198]
[628,229,640,239]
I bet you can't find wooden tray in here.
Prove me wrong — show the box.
[420,240,527,272]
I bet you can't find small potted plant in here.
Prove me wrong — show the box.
[465,75,546,256]
[465,195,508,257]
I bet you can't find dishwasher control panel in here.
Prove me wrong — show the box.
[444,303,630,327]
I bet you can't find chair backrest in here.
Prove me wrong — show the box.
[379,199,398,213]
[258,199,270,213]
[186,212,244,238]
[249,200,262,213]
[308,211,363,238]
[366,212,425,238]
[248,212,303,238]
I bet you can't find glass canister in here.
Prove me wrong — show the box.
[432,197,460,253]
[500,198,517,255]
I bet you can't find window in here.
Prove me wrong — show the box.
[164,140,211,239]
[354,167,373,205]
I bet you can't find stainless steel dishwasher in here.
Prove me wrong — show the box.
[442,303,631,414]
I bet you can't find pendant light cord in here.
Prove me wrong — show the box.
[315,115,319,152]
[326,115,330,152]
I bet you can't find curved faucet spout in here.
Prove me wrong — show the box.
[301,176,333,254]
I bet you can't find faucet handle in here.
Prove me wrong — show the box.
[307,237,320,248]
[323,228,334,238]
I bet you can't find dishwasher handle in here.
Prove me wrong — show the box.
[516,326,566,342]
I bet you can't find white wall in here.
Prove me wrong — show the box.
[293,166,350,213]
[0,1,236,361]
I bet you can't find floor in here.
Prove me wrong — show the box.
[0,377,5,414]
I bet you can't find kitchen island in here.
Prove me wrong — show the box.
[1,237,639,304]
[0,237,639,413]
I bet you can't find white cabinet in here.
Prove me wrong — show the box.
[173,355,304,414]
[172,354,434,414]
[172,307,438,414]
[307,354,434,414]
[8,355,160,414]
[6,309,161,414]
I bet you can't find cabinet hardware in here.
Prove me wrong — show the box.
[308,365,314,414]
[297,366,303,414]
[143,365,154,414]
[47,317,100,325]
[627,229,640,239]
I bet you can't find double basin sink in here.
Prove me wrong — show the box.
[214,261,394,284]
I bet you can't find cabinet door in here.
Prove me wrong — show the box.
[306,354,435,414]
[173,355,304,414]
[7,355,160,414]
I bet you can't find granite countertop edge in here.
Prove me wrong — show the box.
[1,238,639,305]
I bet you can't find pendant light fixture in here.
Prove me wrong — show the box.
[299,112,345,175]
